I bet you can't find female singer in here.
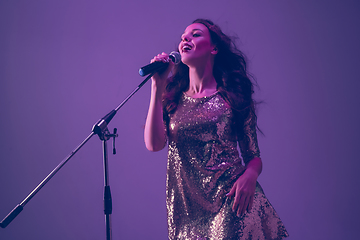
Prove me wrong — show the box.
[144,19,288,239]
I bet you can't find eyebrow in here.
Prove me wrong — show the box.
[190,28,203,32]
[181,29,204,37]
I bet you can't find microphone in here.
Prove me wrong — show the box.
[139,51,181,76]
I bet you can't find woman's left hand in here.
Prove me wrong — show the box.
[226,168,258,217]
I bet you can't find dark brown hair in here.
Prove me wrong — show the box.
[163,19,260,137]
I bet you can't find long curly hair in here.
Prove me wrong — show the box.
[163,19,260,136]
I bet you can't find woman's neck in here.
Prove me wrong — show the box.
[187,62,217,97]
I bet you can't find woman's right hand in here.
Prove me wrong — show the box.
[144,52,173,152]
[150,52,175,87]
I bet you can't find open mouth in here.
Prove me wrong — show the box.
[182,44,192,52]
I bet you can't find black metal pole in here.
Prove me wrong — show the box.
[0,132,95,228]
[102,137,112,240]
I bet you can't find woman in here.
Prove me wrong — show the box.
[144,19,288,240]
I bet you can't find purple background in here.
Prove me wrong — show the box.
[1,1,359,239]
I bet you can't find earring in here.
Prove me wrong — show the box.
[212,47,218,54]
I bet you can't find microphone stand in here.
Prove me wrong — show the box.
[0,72,155,240]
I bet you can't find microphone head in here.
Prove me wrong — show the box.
[169,51,181,64]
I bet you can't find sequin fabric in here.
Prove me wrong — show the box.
[165,92,289,240]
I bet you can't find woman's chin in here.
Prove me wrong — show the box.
[181,56,199,67]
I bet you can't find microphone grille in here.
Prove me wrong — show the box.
[169,51,181,64]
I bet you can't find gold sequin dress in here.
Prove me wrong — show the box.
[165,92,289,240]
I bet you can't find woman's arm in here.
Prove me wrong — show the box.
[226,157,262,216]
[227,108,262,216]
[144,80,167,151]
[244,156,262,176]
[144,53,174,152]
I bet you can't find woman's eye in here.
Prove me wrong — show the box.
[193,33,200,37]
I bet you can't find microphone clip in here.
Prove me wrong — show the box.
[104,128,118,155]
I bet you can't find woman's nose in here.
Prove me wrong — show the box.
[182,34,190,42]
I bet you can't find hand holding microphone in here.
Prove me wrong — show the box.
[139,51,181,77]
